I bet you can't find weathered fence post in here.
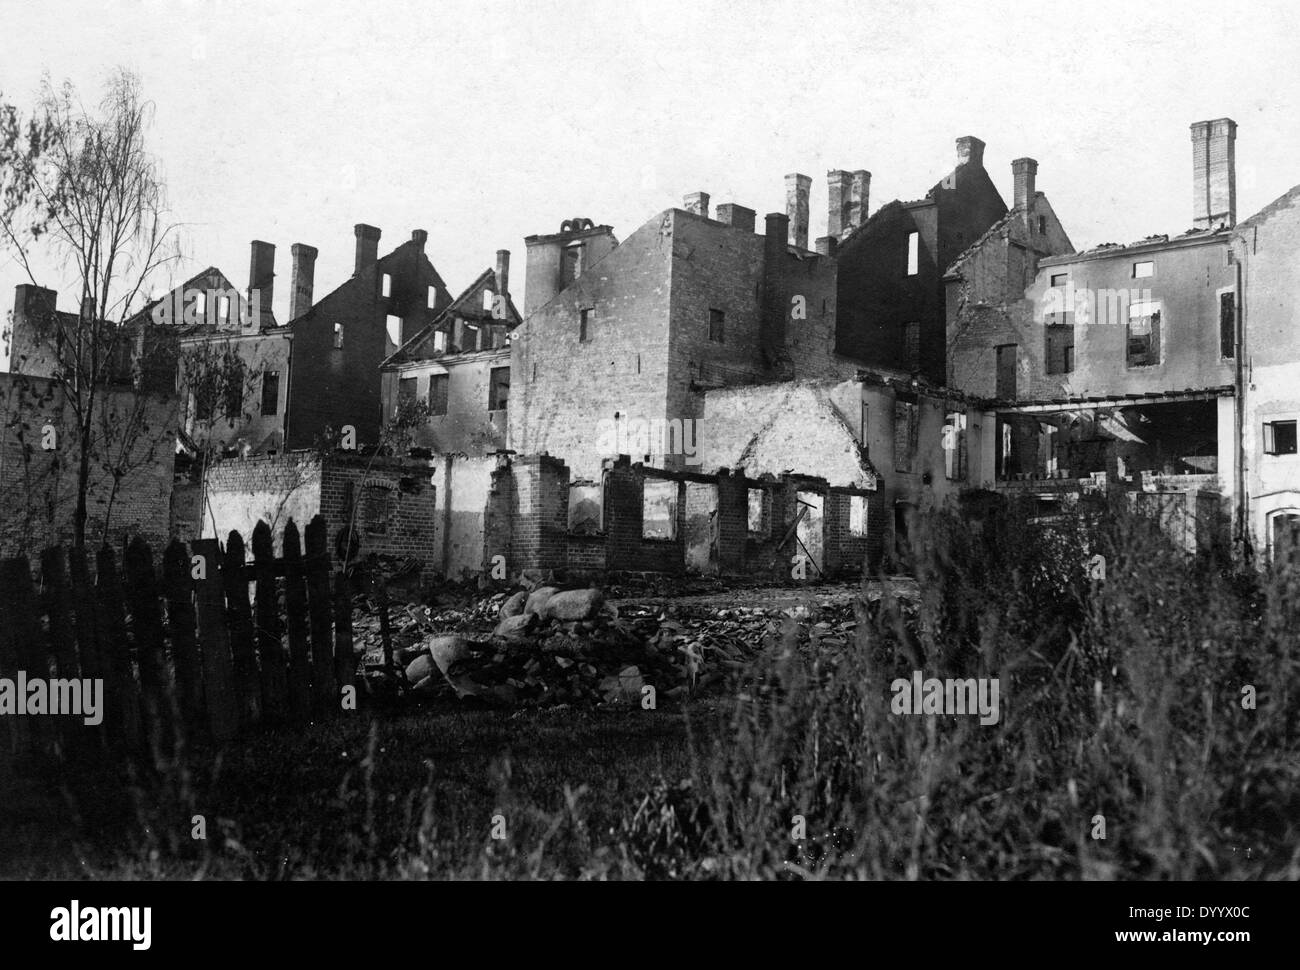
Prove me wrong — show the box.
[282,520,313,722]
[191,538,238,743]
[163,540,204,744]
[305,516,336,718]
[68,547,106,756]
[95,545,142,755]
[332,567,355,704]
[252,521,286,723]
[224,530,260,730]
[0,557,40,763]
[40,547,82,759]
[124,537,177,766]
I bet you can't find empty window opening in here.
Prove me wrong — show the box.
[906,232,919,276]
[1264,420,1298,456]
[561,243,583,287]
[426,285,433,308]
[1050,273,1068,287]
[428,374,449,416]
[747,488,770,537]
[362,485,393,535]
[261,370,280,416]
[382,273,392,298]
[396,376,417,416]
[642,480,679,540]
[488,366,510,411]
[1045,323,1075,375]
[709,308,725,343]
[849,494,869,537]
[1126,301,1161,367]
[333,322,344,349]
[893,399,919,473]
[433,330,447,353]
[1038,215,1047,235]
[1132,260,1154,279]
[1219,291,1235,359]
[579,307,591,342]
[944,411,968,481]
[482,289,495,312]
[568,481,603,535]
[386,315,403,346]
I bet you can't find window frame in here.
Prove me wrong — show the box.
[1263,419,1298,456]
[1126,300,1162,368]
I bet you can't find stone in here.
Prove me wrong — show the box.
[426,634,469,675]
[404,653,434,683]
[500,590,528,618]
[493,612,536,641]
[524,585,560,617]
[540,588,604,622]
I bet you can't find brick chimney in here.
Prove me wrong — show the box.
[683,192,710,217]
[955,136,985,168]
[827,170,851,239]
[354,224,381,276]
[289,243,317,322]
[248,240,275,330]
[762,212,791,374]
[1191,118,1237,230]
[411,228,427,253]
[716,203,756,232]
[849,170,870,234]
[495,249,510,298]
[785,173,811,250]
[1012,158,1038,230]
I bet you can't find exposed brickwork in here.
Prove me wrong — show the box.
[0,373,175,555]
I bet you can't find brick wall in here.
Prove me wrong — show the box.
[200,451,323,551]
[0,373,175,556]
[319,454,438,568]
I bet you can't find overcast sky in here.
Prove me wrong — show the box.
[2,0,1297,350]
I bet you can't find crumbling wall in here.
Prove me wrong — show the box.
[200,451,323,551]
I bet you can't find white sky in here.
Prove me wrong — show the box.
[2,0,1297,357]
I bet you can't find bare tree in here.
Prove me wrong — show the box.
[1,70,181,547]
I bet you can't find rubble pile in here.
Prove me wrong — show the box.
[353,580,919,710]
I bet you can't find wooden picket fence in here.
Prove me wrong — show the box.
[0,514,356,771]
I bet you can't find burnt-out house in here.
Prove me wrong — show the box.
[509,192,860,485]
[379,249,523,455]
[945,119,1243,552]
[283,224,454,450]
[834,136,1010,386]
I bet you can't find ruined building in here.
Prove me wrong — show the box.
[834,136,1010,385]
[283,225,454,449]
[378,249,522,455]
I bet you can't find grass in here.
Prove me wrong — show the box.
[4,494,1299,880]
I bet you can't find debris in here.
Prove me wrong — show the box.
[524,585,560,616]
[500,590,528,618]
[540,587,604,622]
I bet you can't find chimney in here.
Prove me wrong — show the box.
[715,203,756,232]
[849,170,870,235]
[1191,118,1237,230]
[762,212,790,373]
[785,173,811,249]
[248,240,275,330]
[354,224,381,276]
[289,243,318,322]
[827,170,851,238]
[1012,158,1038,229]
[683,192,710,217]
[955,136,985,168]
[80,294,96,322]
[815,236,838,256]
[495,249,510,298]
[411,228,428,253]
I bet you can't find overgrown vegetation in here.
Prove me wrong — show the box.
[3,497,1297,879]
